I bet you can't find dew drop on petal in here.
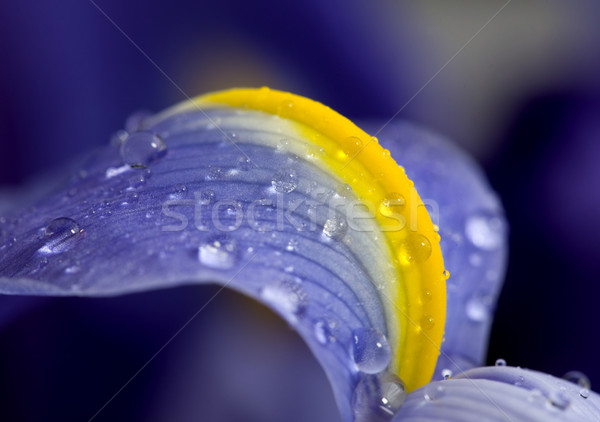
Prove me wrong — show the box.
[125,110,152,132]
[353,373,406,421]
[120,131,166,167]
[441,368,452,380]
[322,217,348,240]
[352,328,391,374]
[465,211,505,250]
[580,388,590,399]
[207,166,224,180]
[420,314,435,331]
[562,370,591,389]
[198,235,238,269]
[271,167,298,193]
[199,190,216,204]
[260,279,307,322]
[495,358,507,367]
[341,136,363,156]
[547,390,570,410]
[39,217,83,255]
[286,239,298,252]
[378,374,406,416]
[398,234,432,265]
[379,193,405,218]
[236,156,252,171]
[110,129,129,146]
[424,384,445,401]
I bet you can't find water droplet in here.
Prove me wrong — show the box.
[174,184,187,193]
[495,358,507,367]
[314,320,330,345]
[236,156,252,171]
[120,131,166,166]
[465,212,505,250]
[547,390,570,410]
[341,136,363,156]
[276,138,290,152]
[271,167,298,193]
[378,374,406,415]
[351,328,391,374]
[199,190,216,204]
[260,279,307,321]
[125,110,152,132]
[422,289,433,303]
[424,384,445,401]
[336,183,353,198]
[580,388,590,399]
[110,129,129,146]
[39,218,83,255]
[322,217,348,240]
[420,314,435,330]
[442,369,452,380]
[379,193,405,217]
[352,373,406,421]
[562,371,591,389]
[286,239,299,252]
[198,235,238,269]
[207,166,224,180]
[466,296,492,322]
[398,234,432,265]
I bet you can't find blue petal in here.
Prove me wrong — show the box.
[0,106,506,421]
[394,366,600,421]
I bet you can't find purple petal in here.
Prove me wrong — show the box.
[0,102,504,421]
[394,365,600,421]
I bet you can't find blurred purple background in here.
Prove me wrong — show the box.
[1,1,600,421]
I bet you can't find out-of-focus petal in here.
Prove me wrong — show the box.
[394,365,600,421]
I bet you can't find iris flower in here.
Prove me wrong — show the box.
[0,88,598,421]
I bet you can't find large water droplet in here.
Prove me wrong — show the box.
[352,328,391,374]
[198,235,238,269]
[39,217,83,254]
[562,371,591,389]
[341,136,363,156]
[379,193,405,218]
[580,388,590,399]
[353,373,406,421]
[441,369,452,380]
[322,217,348,240]
[120,131,166,167]
[271,167,298,193]
[398,234,432,265]
[465,212,505,250]
[495,358,507,367]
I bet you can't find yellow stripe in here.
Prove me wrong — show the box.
[184,87,446,392]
